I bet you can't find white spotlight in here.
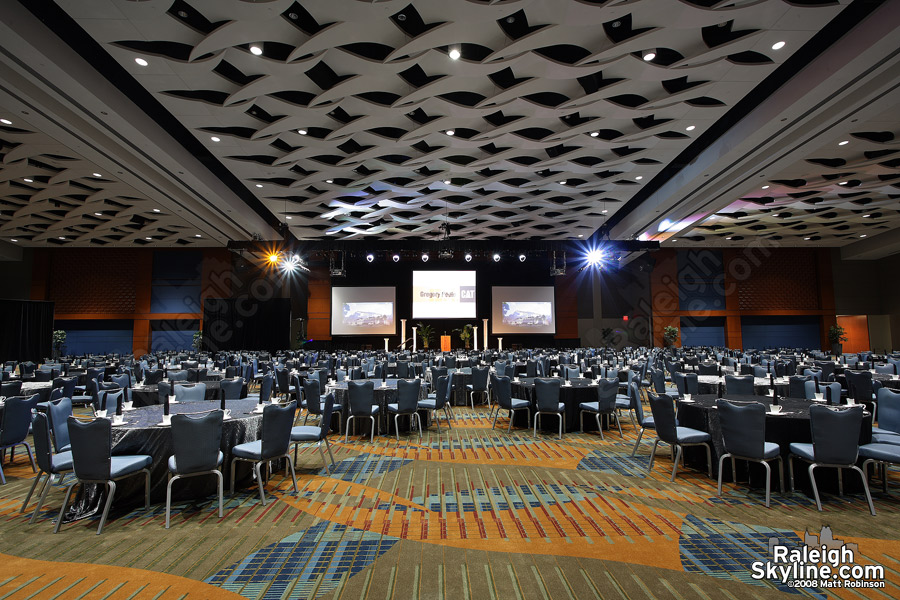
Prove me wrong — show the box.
[492,253,500,262]
[464,253,472,262]
[392,254,400,263]
[297,129,307,135]
[366,253,374,263]
[445,130,455,136]
[134,58,149,67]
[421,253,429,262]
[449,48,461,60]
[250,45,263,56]
[642,50,656,62]
[586,249,604,266]
[771,41,785,50]
[518,254,526,263]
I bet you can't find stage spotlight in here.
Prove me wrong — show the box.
[366,253,374,263]
[464,253,472,262]
[493,253,501,262]
[422,253,429,262]
[267,253,279,264]
[586,249,604,266]
[518,254,526,262]
[392,254,400,263]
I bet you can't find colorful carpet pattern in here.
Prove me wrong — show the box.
[0,404,899,599]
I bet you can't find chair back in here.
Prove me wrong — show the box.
[396,379,421,413]
[534,378,561,412]
[258,374,274,403]
[0,395,39,445]
[717,400,766,459]
[649,369,665,394]
[596,378,618,413]
[698,363,718,376]
[68,417,112,480]
[275,368,290,394]
[349,366,364,380]
[32,412,56,474]
[220,377,244,400]
[1,381,23,397]
[874,364,895,375]
[110,373,131,389]
[143,369,163,385]
[674,373,699,396]
[318,393,335,440]
[563,366,579,380]
[471,367,489,391]
[347,381,375,416]
[876,388,900,434]
[431,367,448,381]
[396,362,410,378]
[525,360,537,378]
[433,376,450,409]
[809,404,864,465]
[174,383,206,403]
[53,377,77,398]
[845,370,874,404]
[171,410,224,473]
[168,370,189,382]
[48,396,73,452]
[724,375,754,396]
[445,356,456,369]
[303,378,323,415]
[86,367,105,383]
[647,392,678,444]
[490,374,511,409]
[787,376,810,398]
[188,368,207,383]
[260,401,296,459]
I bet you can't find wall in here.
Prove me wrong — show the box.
[831,250,899,352]
[0,247,34,300]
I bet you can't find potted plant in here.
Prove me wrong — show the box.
[662,325,679,348]
[828,325,847,356]
[454,324,474,349]
[192,330,203,352]
[417,322,434,349]
[52,330,66,359]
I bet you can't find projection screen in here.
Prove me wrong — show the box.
[412,271,476,319]
[491,286,556,334]
[331,287,396,335]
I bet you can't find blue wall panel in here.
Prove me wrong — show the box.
[741,316,821,350]
[680,317,725,347]
[151,285,202,313]
[678,250,725,311]
[151,250,201,314]
[64,329,133,355]
[151,329,196,352]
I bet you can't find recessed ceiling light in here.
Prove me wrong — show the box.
[559,180,567,185]
[195,234,201,238]
[838,181,848,185]
[725,237,732,240]
[635,176,643,180]
[297,129,307,135]
[134,57,149,66]
[685,125,695,131]
[862,214,871,218]
[772,41,786,50]
[671,238,677,241]
[255,184,263,188]
[250,45,263,56]
[326,179,333,184]
[860,234,867,238]
[761,185,769,189]
[94,212,102,216]
[92,172,102,177]
[210,136,220,142]
[589,131,599,137]
[445,130,455,136]
[838,140,849,146]
[448,48,461,60]
[145,237,152,240]
[643,51,656,61]
[286,216,292,220]
[601,209,608,214]
[58,236,65,240]
[804,237,811,241]
[23,178,32,183]
[153,208,161,212]
[443,179,451,184]
[0,118,11,125]
[578,234,583,237]
[10,239,17,242]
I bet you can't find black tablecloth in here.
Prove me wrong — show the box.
[511,378,602,433]
[330,378,429,436]
[131,381,247,406]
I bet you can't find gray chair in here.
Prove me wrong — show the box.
[716,400,783,507]
[803,380,842,404]
[20,412,73,523]
[301,377,327,425]
[489,374,530,433]
[533,378,564,440]
[344,381,379,442]
[230,401,298,506]
[291,392,337,471]
[859,442,900,495]
[1,381,23,397]
[0,395,39,484]
[466,367,490,409]
[788,405,875,516]
[579,378,620,439]
[631,391,665,457]
[387,379,423,441]
[220,377,244,401]
[174,383,207,403]
[724,375,754,396]
[166,410,224,528]
[419,375,453,432]
[252,374,274,404]
[787,376,810,399]
[56,417,152,534]
[647,393,712,481]
[673,372,699,397]
[47,396,73,453]
[168,370,189,382]
[871,388,900,444]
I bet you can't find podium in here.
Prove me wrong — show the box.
[440,335,451,352]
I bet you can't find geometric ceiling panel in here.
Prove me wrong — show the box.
[57,0,847,241]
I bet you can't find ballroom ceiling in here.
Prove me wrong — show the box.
[0,0,897,253]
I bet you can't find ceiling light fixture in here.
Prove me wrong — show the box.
[326,179,333,184]
[725,237,732,240]
[250,45,263,56]
[686,125,696,131]
[23,178,32,183]
[642,50,656,61]
[392,254,400,263]
[771,41,786,50]
[94,212,102,216]
[589,131,599,137]
[860,234,867,238]
[286,216,292,220]
[0,118,12,125]
[518,254,526,262]
[493,253,501,262]
[449,48,461,60]
[421,253,429,262]
[445,129,455,136]
[601,209,608,214]
[464,253,472,262]
[210,136,220,142]
[862,214,871,218]
[145,237,152,240]
[366,253,374,263]
[762,185,770,189]
[838,140,849,145]
[58,236,65,240]
[838,181,848,185]
[134,57,149,66]
[635,176,643,180]
[804,237,811,240]
[268,253,279,264]
[153,208,161,212]
[443,179,451,184]
[578,234,583,238]
[559,180,566,185]
[93,172,102,177]
[297,129,307,135]
[10,239,17,242]
[195,234,202,238]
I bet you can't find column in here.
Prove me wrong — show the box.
[412,327,417,352]
[473,327,478,351]
[384,337,389,352]
[483,318,489,349]
[498,337,503,352]
[400,318,407,348]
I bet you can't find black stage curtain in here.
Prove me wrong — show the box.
[0,299,54,362]
[202,298,290,351]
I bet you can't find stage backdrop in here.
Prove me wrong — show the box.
[0,299,54,362]
[202,298,291,351]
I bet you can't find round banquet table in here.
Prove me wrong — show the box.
[510,377,605,433]
[62,397,266,523]
[130,380,248,406]
[328,378,429,437]
[673,394,872,494]
[696,375,789,396]
[834,372,900,391]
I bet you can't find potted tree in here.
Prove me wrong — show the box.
[417,323,434,349]
[52,330,66,359]
[454,324,474,349]
[828,325,847,356]
[663,325,679,348]
[192,330,203,352]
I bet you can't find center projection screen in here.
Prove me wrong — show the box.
[331,287,396,335]
[412,271,476,319]
[491,286,556,334]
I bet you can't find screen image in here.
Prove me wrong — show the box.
[412,271,476,319]
[331,287,396,335]
[492,286,556,334]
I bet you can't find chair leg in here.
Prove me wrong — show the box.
[850,465,876,516]
[580,411,585,434]
[648,439,660,472]
[787,455,796,492]
[762,460,772,508]
[491,407,500,430]
[166,473,177,529]
[254,462,267,506]
[21,470,45,513]
[344,416,354,443]
[704,443,712,478]
[369,416,376,443]
[29,472,54,525]
[53,480,78,534]
[143,469,151,509]
[776,457,784,494]
[416,413,423,439]
[285,454,298,493]
[595,414,603,440]
[22,443,36,473]
[614,413,623,437]
[394,414,400,442]
[324,438,336,470]
[808,464,823,512]
[630,428,644,457]
[671,445,682,481]
[558,414,563,440]
[717,453,729,497]
[507,409,515,434]
[97,480,116,535]
[215,470,224,517]
[0,460,5,485]
[229,459,237,495]
[533,413,539,438]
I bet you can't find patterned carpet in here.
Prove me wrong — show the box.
[1,404,899,599]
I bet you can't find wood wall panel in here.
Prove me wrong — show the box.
[554,272,579,340]
[836,315,870,354]
[306,264,331,342]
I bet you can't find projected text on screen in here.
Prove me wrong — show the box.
[412,271,476,319]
